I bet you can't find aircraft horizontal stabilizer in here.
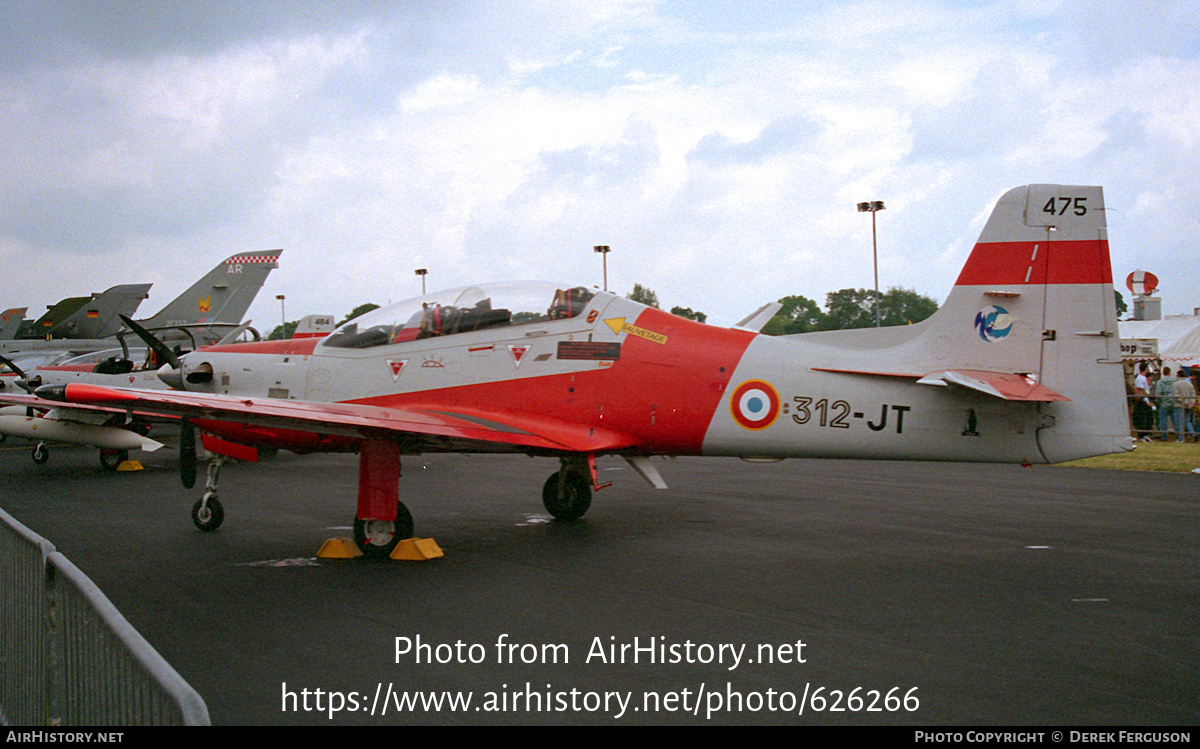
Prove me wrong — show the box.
[809,366,1067,401]
[810,367,921,379]
[916,370,1069,402]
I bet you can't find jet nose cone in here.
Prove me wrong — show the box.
[33,383,67,401]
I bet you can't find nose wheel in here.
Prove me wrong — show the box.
[192,493,224,532]
[542,466,592,521]
[191,456,226,532]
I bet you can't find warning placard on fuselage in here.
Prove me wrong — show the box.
[557,341,622,360]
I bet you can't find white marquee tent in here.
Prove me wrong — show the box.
[1120,314,1200,366]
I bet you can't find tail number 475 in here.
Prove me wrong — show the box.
[1043,197,1087,216]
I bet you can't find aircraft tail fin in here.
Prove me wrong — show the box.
[0,308,28,340]
[923,184,1127,460]
[788,185,1128,462]
[29,284,152,339]
[291,314,336,339]
[138,250,281,331]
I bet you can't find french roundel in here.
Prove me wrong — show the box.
[730,380,781,431]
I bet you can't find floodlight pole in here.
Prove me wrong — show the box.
[415,268,428,294]
[593,245,611,291]
[275,295,286,330]
[857,201,885,327]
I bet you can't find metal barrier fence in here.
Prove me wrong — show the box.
[0,506,209,726]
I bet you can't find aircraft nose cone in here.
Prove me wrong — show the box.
[33,383,67,401]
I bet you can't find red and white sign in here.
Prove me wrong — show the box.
[508,345,530,369]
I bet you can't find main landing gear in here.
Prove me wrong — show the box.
[353,500,414,557]
[353,441,412,557]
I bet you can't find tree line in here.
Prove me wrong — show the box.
[629,283,938,334]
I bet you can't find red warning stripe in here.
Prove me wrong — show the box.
[954,240,1112,286]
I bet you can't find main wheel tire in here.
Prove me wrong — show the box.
[542,471,592,521]
[31,443,48,465]
[353,501,414,557]
[191,495,224,532]
[100,449,129,472]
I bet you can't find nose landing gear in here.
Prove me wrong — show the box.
[191,456,226,532]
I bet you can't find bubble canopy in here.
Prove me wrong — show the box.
[321,281,597,350]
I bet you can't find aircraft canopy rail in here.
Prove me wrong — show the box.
[323,281,595,350]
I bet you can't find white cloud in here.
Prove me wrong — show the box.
[2,0,1198,330]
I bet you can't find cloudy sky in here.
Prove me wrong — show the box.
[2,0,1197,331]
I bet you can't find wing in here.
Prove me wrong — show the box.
[34,383,638,454]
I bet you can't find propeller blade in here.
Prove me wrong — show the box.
[215,320,253,345]
[119,315,182,370]
[180,418,197,489]
[0,354,36,393]
[0,353,28,380]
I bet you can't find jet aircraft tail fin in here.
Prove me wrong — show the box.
[138,250,281,333]
[0,308,28,340]
[26,284,152,340]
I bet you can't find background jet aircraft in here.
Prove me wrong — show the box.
[0,351,166,469]
[0,312,330,468]
[132,248,282,347]
[0,308,28,339]
[0,249,281,363]
[14,283,152,340]
[0,285,149,389]
[11,185,1129,557]
[15,313,331,395]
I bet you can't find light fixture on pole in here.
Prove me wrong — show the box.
[593,245,611,291]
[275,294,286,333]
[856,201,885,327]
[414,268,428,294]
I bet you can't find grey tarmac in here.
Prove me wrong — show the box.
[1,440,1196,725]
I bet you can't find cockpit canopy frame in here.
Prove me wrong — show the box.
[321,281,596,350]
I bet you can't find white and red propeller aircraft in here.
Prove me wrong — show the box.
[5,185,1131,556]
